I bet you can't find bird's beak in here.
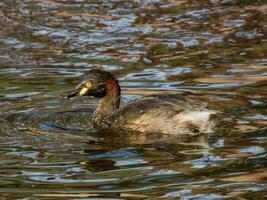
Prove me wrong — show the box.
[66,91,78,99]
[66,81,92,99]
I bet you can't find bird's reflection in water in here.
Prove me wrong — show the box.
[84,127,212,151]
[78,159,118,173]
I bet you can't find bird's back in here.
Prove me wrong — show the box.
[111,93,217,135]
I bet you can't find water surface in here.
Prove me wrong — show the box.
[0,0,267,199]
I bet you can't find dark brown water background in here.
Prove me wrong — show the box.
[0,0,267,199]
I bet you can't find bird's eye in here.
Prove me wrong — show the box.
[85,82,92,88]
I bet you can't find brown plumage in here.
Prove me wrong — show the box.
[67,69,217,135]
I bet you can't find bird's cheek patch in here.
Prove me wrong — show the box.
[79,87,89,95]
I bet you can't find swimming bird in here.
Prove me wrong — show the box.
[67,69,217,135]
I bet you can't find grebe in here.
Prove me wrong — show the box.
[67,69,217,135]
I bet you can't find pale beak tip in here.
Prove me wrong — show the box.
[66,91,78,99]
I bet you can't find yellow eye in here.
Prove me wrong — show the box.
[85,82,92,88]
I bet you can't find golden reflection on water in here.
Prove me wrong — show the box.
[0,0,266,199]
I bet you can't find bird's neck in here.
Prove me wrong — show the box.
[93,81,120,127]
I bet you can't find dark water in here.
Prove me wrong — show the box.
[0,0,267,199]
